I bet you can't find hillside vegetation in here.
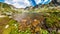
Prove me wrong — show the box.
[0,2,60,34]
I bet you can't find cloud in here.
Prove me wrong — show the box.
[4,0,52,8]
[35,0,42,4]
[12,2,27,8]
[4,0,30,8]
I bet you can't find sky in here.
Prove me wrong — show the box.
[0,0,4,2]
[0,0,52,8]
[0,0,41,8]
[0,0,31,8]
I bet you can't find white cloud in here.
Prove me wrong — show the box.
[5,0,11,4]
[12,2,27,8]
[4,0,30,8]
[35,0,41,4]
[4,0,52,8]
